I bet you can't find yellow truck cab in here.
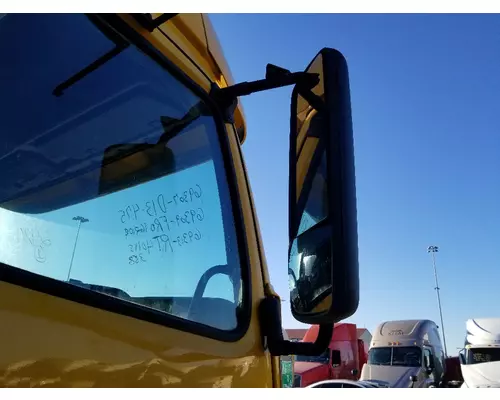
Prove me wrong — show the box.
[0,13,359,387]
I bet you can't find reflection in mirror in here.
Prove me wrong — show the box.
[288,177,332,314]
[288,48,358,325]
[297,150,328,237]
[289,52,332,318]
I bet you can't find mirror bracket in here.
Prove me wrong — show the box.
[258,294,333,356]
[210,83,239,124]
[210,64,322,124]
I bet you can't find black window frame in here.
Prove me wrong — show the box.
[0,13,252,343]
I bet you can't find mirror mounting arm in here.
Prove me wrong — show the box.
[259,295,333,356]
[211,64,322,124]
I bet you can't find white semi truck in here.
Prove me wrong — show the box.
[459,318,500,388]
[360,319,445,388]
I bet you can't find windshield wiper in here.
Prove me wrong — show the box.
[53,15,130,97]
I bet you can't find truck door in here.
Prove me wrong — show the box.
[0,13,270,388]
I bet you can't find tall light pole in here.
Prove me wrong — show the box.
[67,216,89,282]
[427,245,448,357]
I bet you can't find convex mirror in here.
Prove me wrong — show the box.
[288,48,359,325]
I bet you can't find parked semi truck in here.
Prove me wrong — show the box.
[293,323,370,387]
[0,14,360,387]
[360,319,445,388]
[459,318,500,388]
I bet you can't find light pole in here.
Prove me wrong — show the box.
[427,245,448,357]
[67,216,89,282]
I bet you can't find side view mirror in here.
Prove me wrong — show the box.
[351,368,359,376]
[288,48,359,325]
[208,49,358,356]
[331,350,341,367]
[409,375,418,387]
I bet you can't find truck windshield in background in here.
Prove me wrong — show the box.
[368,346,422,367]
[0,14,246,332]
[466,348,500,365]
[295,349,330,364]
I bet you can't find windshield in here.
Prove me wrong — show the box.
[0,14,244,332]
[296,348,330,364]
[368,347,422,367]
[466,348,500,365]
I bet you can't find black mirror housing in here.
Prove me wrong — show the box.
[288,47,359,325]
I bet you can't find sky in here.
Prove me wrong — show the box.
[209,13,500,355]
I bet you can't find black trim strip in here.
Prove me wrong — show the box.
[131,14,178,33]
[157,25,212,83]
[289,87,298,243]
[0,13,252,344]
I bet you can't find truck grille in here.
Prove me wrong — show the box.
[293,374,302,388]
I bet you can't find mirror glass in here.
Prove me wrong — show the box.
[288,48,358,325]
[288,53,333,317]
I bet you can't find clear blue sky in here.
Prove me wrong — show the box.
[209,13,500,355]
